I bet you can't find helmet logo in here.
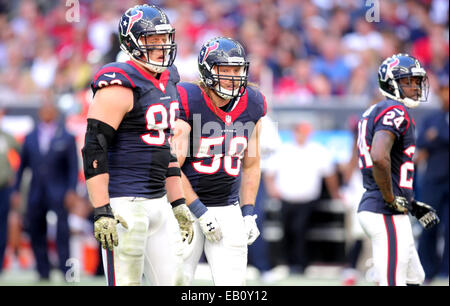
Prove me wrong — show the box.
[200,42,219,64]
[379,57,400,82]
[122,10,144,36]
[388,58,399,69]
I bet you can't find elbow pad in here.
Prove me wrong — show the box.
[81,119,116,180]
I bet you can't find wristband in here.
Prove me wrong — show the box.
[166,167,181,177]
[241,204,255,216]
[170,198,186,208]
[188,198,208,218]
[93,203,114,221]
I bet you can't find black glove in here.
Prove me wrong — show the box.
[410,200,440,229]
[385,196,409,213]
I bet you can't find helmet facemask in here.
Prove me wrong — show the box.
[391,74,429,108]
[208,62,249,99]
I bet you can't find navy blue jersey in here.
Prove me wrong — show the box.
[91,60,180,198]
[178,83,266,206]
[357,99,416,215]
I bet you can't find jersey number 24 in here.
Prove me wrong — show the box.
[357,117,415,189]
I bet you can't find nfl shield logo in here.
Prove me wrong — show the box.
[225,115,232,124]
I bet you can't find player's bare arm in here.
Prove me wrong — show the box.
[370,129,396,203]
[82,85,132,250]
[172,119,198,203]
[166,172,184,203]
[240,119,262,245]
[172,119,191,168]
[166,155,195,244]
[173,118,222,242]
[240,119,262,206]
[85,85,133,208]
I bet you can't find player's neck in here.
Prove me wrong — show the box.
[132,59,159,78]
[210,91,231,108]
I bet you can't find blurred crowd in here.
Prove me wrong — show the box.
[0,0,448,107]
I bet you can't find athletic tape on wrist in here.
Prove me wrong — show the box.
[188,198,208,218]
[241,204,254,216]
[93,203,114,221]
[171,198,186,208]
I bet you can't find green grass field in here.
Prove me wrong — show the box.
[0,264,447,286]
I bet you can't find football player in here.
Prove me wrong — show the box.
[356,54,439,286]
[82,4,193,286]
[173,37,266,285]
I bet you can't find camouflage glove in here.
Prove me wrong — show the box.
[94,204,128,250]
[173,203,195,244]
[385,196,409,213]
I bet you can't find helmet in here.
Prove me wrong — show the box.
[198,37,249,99]
[378,53,429,108]
[118,4,176,73]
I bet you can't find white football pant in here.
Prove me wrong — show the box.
[182,204,248,285]
[358,211,425,286]
[101,196,184,286]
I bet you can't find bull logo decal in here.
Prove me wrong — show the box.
[121,10,144,36]
[199,42,219,64]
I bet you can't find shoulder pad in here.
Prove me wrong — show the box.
[91,62,136,95]
[246,86,267,121]
[177,82,202,123]
[168,65,180,84]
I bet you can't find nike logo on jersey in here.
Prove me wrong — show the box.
[104,72,116,78]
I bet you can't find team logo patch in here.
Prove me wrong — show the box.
[199,42,219,64]
[121,10,144,36]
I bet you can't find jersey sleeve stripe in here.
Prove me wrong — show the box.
[93,67,136,88]
[177,85,189,120]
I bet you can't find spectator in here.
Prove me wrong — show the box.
[339,117,367,286]
[265,122,341,274]
[30,39,58,90]
[0,105,21,274]
[248,115,282,283]
[311,35,352,95]
[416,83,449,283]
[10,98,79,281]
[275,59,314,103]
